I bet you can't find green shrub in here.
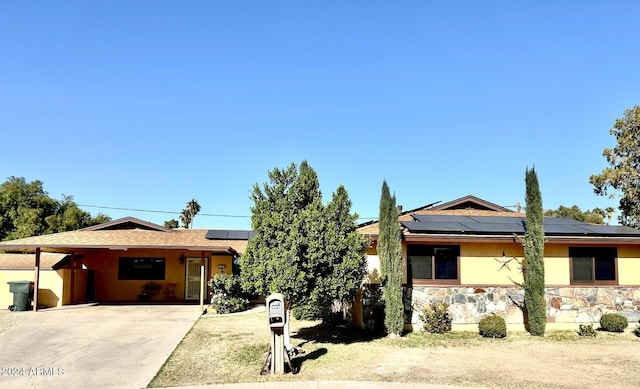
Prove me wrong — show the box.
[207,274,249,314]
[599,313,628,332]
[292,303,324,321]
[419,302,452,334]
[577,324,597,337]
[478,315,507,338]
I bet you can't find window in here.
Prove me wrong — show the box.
[118,257,166,280]
[569,247,617,284]
[408,245,459,283]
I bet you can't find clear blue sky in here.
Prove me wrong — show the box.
[1,2,639,230]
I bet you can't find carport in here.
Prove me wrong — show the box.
[0,217,248,311]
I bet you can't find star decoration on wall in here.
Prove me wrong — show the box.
[495,251,515,271]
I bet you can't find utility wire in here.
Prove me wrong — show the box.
[78,204,250,218]
[78,203,377,221]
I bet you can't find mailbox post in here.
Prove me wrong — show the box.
[264,293,294,374]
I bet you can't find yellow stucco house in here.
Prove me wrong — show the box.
[356,195,640,326]
[0,217,250,309]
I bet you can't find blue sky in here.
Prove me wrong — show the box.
[1,2,639,230]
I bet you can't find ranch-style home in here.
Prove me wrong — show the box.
[0,217,251,309]
[2,195,640,328]
[355,195,640,328]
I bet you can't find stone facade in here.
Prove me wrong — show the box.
[408,286,640,327]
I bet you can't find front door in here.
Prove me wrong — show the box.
[185,257,207,300]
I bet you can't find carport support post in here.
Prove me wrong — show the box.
[33,247,41,312]
[70,252,76,304]
[200,253,205,312]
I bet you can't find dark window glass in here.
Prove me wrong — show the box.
[411,255,432,279]
[434,248,457,279]
[572,257,593,281]
[569,247,616,282]
[118,257,166,280]
[408,245,459,280]
[595,257,616,280]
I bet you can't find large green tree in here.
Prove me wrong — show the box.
[377,180,404,337]
[0,176,111,241]
[523,167,546,336]
[590,106,640,228]
[239,161,367,317]
[544,205,614,224]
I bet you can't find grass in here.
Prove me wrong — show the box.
[148,307,640,388]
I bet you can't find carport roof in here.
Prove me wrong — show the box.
[0,252,69,269]
[0,217,247,254]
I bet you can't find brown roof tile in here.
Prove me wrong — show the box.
[0,228,245,254]
[0,252,68,269]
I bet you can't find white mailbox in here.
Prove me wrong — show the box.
[267,293,287,328]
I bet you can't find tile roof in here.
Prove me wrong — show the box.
[0,228,245,254]
[0,253,68,270]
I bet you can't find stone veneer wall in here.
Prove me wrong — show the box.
[408,286,640,327]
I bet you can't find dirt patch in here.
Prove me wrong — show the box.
[150,309,640,388]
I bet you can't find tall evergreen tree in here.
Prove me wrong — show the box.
[378,180,404,337]
[239,161,367,316]
[523,167,546,336]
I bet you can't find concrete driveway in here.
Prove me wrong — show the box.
[0,304,202,388]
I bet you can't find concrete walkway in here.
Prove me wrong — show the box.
[0,304,202,389]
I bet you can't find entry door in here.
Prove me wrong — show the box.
[185,257,207,300]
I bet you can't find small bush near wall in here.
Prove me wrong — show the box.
[292,304,324,320]
[419,302,452,334]
[599,313,628,333]
[577,324,597,337]
[478,315,507,339]
[208,275,248,314]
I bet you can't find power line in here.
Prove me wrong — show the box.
[78,204,250,218]
[78,203,378,221]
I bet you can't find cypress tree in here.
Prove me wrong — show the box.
[378,181,404,337]
[523,167,546,336]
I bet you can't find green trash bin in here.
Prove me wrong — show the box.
[7,281,34,311]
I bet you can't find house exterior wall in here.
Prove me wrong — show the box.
[61,269,88,305]
[0,270,65,308]
[362,240,640,327]
[77,248,233,302]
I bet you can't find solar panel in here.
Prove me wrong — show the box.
[411,214,472,223]
[403,214,640,237]
[205,230,229,239]
[542,224,592,234]
[402,221,473,233]
[205,230,255,240]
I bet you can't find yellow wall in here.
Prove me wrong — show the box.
[364,240,640,287]
[0,270,64,308]
[61,269,88,305]
[77,248,234,302]
[460,242,524,285]
[210,255,233,278]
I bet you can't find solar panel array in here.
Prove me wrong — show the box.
[401,214,640,236]
[205,230,255,240]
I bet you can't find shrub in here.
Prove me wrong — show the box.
[577,324,597,337]
[419,302,452,334]
[210,293,248,314]
[478,315,507,338]
[634,320,640,337]
[292,303,324,321]
[208,274,249,314]
[599,313,628,333]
